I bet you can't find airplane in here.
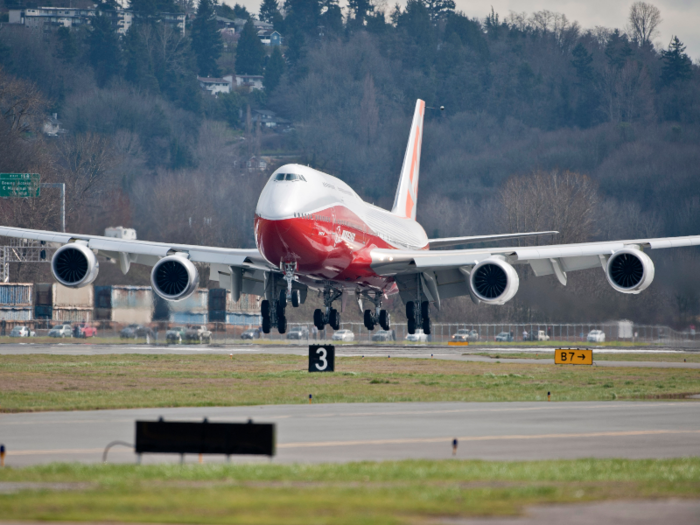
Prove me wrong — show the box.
[2,99,699,335]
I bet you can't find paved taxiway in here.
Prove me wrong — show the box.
[2,401,699,466]
[0,342,698,369]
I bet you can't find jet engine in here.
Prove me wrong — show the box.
[606,249,655,294]
[51,244,99,288]
[151,255,199,301]
[470,257,520,305]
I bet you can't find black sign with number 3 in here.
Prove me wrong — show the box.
[309,344,335,372]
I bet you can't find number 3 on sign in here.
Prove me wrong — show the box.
[308,345,335,372]
[316,348,327,370]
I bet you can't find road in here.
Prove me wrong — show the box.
[0,342,698,368]
[1,401,699,466]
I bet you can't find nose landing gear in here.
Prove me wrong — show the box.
[261,262,303,335]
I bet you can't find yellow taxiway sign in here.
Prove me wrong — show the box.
[554,349,593,365]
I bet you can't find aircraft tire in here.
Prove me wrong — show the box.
[262,316,271,334]
[261,300,271,318]
[406,301,415,321]
[329,309,340,330]
[278,289,287,309]
[422,316,431,335]
[278,314,287,334]
[421,301,430,320]
[407,317,417,335]
[363,309,375,330]
[291,290,300,308]
[313,309,325,330]
[379,310,390,331]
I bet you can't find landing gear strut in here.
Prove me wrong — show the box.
[406,300,431,335]
[261,262,303,335]
[362,290,390,331]
[313,284,342,331]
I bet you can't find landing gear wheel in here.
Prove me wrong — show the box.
[278,289,287,309]
[261,300,271,318]
[313,309,325,330]
[379,310,390,331]
[329,308,340,331]
[422,316,431,335]
[407,317,417,335]
[406,301,415,321]
[421,301,430,320]
[291,289,300,308]
[277,315,287,334]
[364,309,375,330]
[262,316,271,334]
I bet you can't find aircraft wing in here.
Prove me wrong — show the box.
[428,231,558,248]
[370,234,700,304]
[0,226,272,270]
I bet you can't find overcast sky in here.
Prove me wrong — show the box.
[229,0,700,61]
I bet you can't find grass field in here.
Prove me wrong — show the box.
[1,354,698,412]
[0,459,698,524]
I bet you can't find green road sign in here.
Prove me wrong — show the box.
[0,173,41,197]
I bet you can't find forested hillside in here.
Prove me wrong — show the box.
[1,0,699,326]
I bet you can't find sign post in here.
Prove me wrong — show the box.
[309,344,335,372]
[0,174,40,198]
[554,348,593,365]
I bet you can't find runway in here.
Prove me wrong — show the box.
[1,401,699,466]
[0,343,698,369]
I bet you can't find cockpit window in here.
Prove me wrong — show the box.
[285,173,299,181]
[275,173,285,181]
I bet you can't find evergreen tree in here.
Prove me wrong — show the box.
[320,0,343,35]
[605,29,632,69]
[571,43,593,82]
[422,0,455,22]
[123,25,160,93]
[233,3,251,19]
[191,0,223,77]
[570,43,598,128]
[87,13,122,87]
[236,19,265,75]
[285,30,308,80]
[284,0,321,36]
[264,45,285,93]
[347,0,373,28]
[259,0,280,23]
[56,27,78,63]
[661,36,692,86]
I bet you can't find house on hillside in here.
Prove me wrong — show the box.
[245,156,267,171]
[42,113,62,137]
[252,109,290,129]
[235,75,263,91]
[258,29,282,46]
[197,75,233,95]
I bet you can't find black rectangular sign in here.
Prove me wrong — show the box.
[309,344,335,372]
[135,421,275,456]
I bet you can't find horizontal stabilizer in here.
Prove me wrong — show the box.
[429,231,558,249]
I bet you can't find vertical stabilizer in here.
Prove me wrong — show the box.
[391,99,425,221]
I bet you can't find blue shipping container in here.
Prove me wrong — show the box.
[226,312,262,326]
[170,312,207,324]
[0,284,33,306]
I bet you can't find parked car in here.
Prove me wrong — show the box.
[48,324,72,338]
[452,329,479,342]
[166,326,187,344]
[120,324,155,340]
[240,328,260,340]
[406,329,429,342]
[10,326,35,337]
[331,329,355,342]
[587,330,606,343]
[287,326,309,340]
[184,325,212,344]
[73,324,97,338]
[524,330,550,341]
[371,330,396,342]
[495,331,514,342]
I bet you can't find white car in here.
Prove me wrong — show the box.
[48,325,72,338]
[587,330,606,343]
[10,326,35,337]
[406,329,429,342]
[331,329,355,342]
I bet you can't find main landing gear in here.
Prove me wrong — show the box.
[313,284,342,331]
[406,300,431,335]
[362,290,391,331]
[261,262,301,334]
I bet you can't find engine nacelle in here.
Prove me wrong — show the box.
[51,244,99,288]
[470,257,520,305]
[151,255,199,301]
[606,248,655,294]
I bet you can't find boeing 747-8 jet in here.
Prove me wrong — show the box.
[2,100,699,334]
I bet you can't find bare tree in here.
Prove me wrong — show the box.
[628,2,661,47]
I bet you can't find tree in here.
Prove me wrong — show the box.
[605,29,632,69]
[264,46,285,93]
[320,0,343,35]
[236,19,265,75]
[661,36,692,86]
[56,27,78,63]
[283,0,321,36]
[233,3,251,19]
[87,13,122,87]
[259,0,280,24]
[191,0,223,77]
[422,0,455,22]
[628,2,661,47]
[347,0,374,28]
